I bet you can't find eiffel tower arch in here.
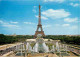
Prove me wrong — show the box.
[34,5,45,38]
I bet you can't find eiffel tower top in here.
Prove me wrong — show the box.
[38,4,41,25]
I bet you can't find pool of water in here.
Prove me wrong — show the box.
[61,53,69,56]
[16,52,69,56]
[16,52,25,56]
[56,52,69,56]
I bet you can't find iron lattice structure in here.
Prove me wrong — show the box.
[34,5,45,37]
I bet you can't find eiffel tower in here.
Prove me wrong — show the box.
[34,4,45,37]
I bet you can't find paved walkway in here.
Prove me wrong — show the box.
[0,42,22,50]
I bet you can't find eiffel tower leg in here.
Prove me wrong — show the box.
[40,26,43,31]
[37,26,39,31]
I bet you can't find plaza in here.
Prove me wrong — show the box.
[0,1,80,57]
[0,38,80,57]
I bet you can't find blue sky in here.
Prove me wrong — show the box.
[0,0,80,35]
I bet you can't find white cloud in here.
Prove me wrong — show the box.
[55,24,70,27]
[24,22,35,24]
[33,6,37,13]
[35,15,38,17]
[55,24,60,26]
[33,9,36,13]
[10,21,18,24]
[33,6,37,8]
[2,24,19,28]
[0,20,20,29]
[42,9,70,19]
[35,15,48,20]
[0,20,8,24]
[43,25,51,28]
[64,18,78,22]
[70,3,79,7]
[62,24,70,27]
[0,20,3,24]
[55,23,77,30]
[0,20,8,25]
[70,25,78,29]
[41,16,48,20]
[43,0,65,3]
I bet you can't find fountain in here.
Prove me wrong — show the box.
[33,42,39,52]
[22,44,25,51]
[15,34,70,57]
[52,45,55,52]
[15,39,70,57]
[56,42,60,52]
[33,39,49,53]
[26,42,32,51]
[21,44,23,56]
[42,42,49,52]
[16,45,18,51]
[32,34,49,53]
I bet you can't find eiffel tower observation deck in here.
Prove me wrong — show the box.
[34,4,45,38]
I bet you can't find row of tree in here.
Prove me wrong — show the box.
[45,35,80,45]
[0,34,33,45]
[0,34,80,45]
